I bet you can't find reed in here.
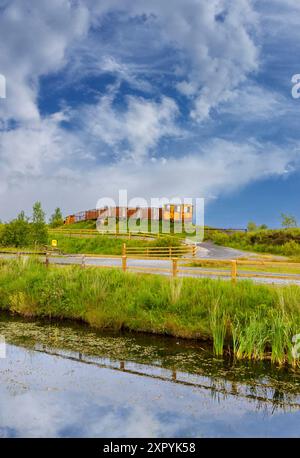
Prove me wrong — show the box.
[0,258,300,366]
[209,297,227,356]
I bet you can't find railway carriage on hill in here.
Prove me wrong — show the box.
[162,204,193,223]
[64,204,193,225]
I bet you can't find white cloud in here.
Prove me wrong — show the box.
[217,84,290,119]
[79,93,181,161]
[0,0,89,122]
[0,0,298,220]
[82,0,259,121]
[1,128,298,220]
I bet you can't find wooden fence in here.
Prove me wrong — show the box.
[116,257,300,282]
[3,250,300,283]
[122,243,196,258]
[49,228,161,239]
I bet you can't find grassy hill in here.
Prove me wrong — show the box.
[49,233,181,255]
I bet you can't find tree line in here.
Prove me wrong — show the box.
[0,202,64,248]
[247,213,298,232]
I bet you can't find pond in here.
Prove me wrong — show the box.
[0,312,300,438]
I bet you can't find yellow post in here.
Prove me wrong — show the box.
[231,260,237,283]
[169,247,172,258]
[122,243,126,256]
[122,255,127,272]
[172,258,178,278]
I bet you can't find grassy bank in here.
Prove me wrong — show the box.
[207,228,300,258]
[58,220,195,239]
[49,233,181,255]
[0,231,181,256]
[1,258,300,367]
[188,260,300,275]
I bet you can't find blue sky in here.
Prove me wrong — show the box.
[0,0,300,227]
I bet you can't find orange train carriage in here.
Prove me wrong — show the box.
[64,204,193,225]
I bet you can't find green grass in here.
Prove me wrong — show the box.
[207,228,300,258]
[188,260,300,275]
[0,229,182,256]
[57,220,198,239]
[49,234,181,255]
[56,220,97,230]
[1,258,300,367]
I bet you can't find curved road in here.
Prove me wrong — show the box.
[195,241,260,260]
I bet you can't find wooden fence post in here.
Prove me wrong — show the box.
[45,252,49,268]
[172,258,178,278]
[122,255,127,273]
[169,247,172,258]
[231,260,237,283]
[81,255,85,268]
[193,245,196,257]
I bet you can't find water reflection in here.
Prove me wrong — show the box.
[0,313,300,437]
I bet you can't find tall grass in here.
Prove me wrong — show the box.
[0,258,300,366]
[209,297,227,356]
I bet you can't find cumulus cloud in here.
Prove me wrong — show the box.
[1,129,298,221]
[0,0,89,123]
[81,0,260,121]
[0,0,298,220]
[78,92,181,161]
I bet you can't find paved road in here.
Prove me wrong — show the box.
[1,242,299,285]
[195,241,259,260]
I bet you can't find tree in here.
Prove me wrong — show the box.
[31,201,48,245]
[17,210,28,222]
[247,221,257,232]
[1,211,31,247]
[259,224,268,230]
[49,207,64,228]
[281,213,297,229]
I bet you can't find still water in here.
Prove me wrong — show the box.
[0,313,300,438]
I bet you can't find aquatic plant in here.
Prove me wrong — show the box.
[209,297,227,357]
[0,258,300,366]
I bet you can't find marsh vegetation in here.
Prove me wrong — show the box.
[1,258,300,366]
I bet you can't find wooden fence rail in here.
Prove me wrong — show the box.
[122,243,196,258]
[49,228,161,239]
[5,251,300,283]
